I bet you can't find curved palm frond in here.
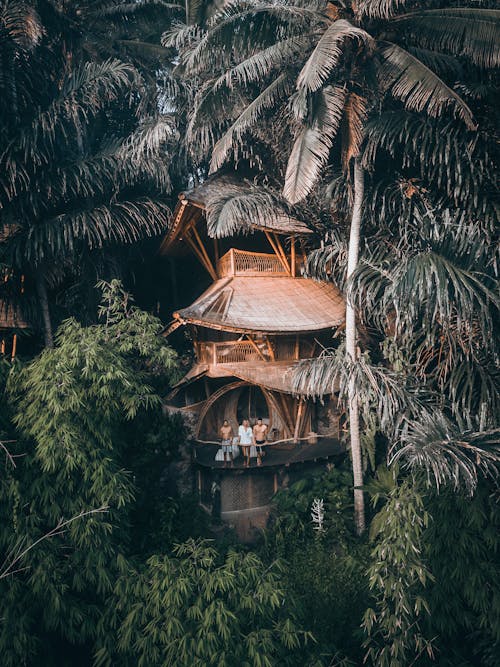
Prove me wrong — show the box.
[393,9,500,69]
[1,58,140,186]
[12,200,170,267]
[293,345,425,438]
[390,411,500,494]
[378,42,476,129]
[283,84,346,203]
[203,183,305,238]
[177,1,321,74]
[356,0,410,20]
[297,19,373,93]
[212,35,309,91]
[362,111,497,229]
[209,72,293,172]
[0,0,43,49]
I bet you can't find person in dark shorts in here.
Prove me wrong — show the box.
[219,419,234,467]
[252,417,268,467]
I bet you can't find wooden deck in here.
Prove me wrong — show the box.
[192,437,344,469]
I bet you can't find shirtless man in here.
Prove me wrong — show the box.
[238,418,253,467]
[219,419,234,467]
[253,417,268,467]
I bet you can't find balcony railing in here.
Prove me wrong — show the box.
[217,249,289,278]
[196,339,314,365]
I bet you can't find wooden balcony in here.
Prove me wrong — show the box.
[217,249,291,278]
[196,339,314,366]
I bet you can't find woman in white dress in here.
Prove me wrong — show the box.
[238,419,253,467]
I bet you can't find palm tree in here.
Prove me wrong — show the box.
[0,1,176,347]
[166,0,499,532]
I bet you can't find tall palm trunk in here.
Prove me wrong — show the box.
[346,158,365,535]
[35,269,54,348]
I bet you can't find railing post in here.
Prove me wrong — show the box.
[230,248,235,276]
[213,343,217,365]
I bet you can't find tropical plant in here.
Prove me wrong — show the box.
[0,281,179,665]
[166,0,499,532]
[95,537,311,667]
[0,0,179,347]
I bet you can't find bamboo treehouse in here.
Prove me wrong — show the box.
[160,176,346,539]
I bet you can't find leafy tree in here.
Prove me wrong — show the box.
[95,537,311,667]
[0,0,178,347]
[363,468,434,667]
[0,281,179,666]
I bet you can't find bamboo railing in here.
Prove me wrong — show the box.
[196,339,314,365]
[217,249,288,278]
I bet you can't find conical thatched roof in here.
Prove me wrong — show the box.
[159,173,311,255]
[173,275,345,334]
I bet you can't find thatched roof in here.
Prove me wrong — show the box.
[173,275,345,334]
[159,173,311,255]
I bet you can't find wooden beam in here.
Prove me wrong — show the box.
[245,334,267,362]
[264,231,291,275]
[272,233,291,274]
[293,399,304,443]
[163,319,183,337]
[185,232,218,281]
[190,224,217,279]
[265,336,275,361]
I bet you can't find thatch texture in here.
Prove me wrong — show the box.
[159,173,311,254]
[173,275,345,334]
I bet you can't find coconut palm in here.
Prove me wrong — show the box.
[0,1,176,347]
[166,0,499,532]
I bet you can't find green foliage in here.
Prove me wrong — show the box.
[95,538,311,667]
[424,480,500,666]
[363,471,434,666]
[0,281,180,666]
[260,466,371,664]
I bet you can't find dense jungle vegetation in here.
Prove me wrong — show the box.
[0,1,499,665]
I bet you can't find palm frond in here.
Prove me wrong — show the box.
[390,411,500,494]
[356,0,410,20]
[0,0,43,49]
[297,19,373,93]
[209,73,292,172]
[378,42,476,129]
[393,9,500,69]
[177,2,321,75]
[203,183,305,238]
[340,92,367,168]
[283,84,346,203]
[11,200,170,266]
[293,345,425,438]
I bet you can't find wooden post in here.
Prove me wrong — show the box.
[291,236,296,277]
[11,334,17,360]
[273,473,278,494]
[230,248,235,276]
[294,399,304,443]
[1,338,5,355]
[264,231,291,275]
[265,336,275,361]
[272,233,292,274]
[294,335,299,360]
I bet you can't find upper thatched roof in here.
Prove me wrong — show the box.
[159,173,311,255]
[173,275,345,334]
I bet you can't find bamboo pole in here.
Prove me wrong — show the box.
[293,399,304,443]
[264,231,291,275]
[191,225,217,279]
[272,233,291,274]
[245,334,267,361]
[11,334,17,360]
[291,236,296,277]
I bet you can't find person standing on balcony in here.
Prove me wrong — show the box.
[219,419,234,468]
[238,418,253,468]
[253,418,268,467]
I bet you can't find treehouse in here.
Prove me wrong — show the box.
[160,175,346,540]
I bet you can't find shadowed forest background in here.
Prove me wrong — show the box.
[0,1,499,666]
